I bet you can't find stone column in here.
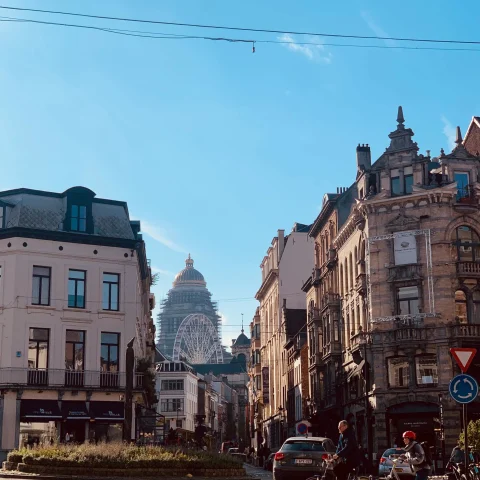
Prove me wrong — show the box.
[399,168,405,195]
[14,391,23,449]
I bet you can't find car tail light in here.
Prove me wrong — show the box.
[322,454,329,460]
[275,453,285,461]
[380,458,386,464]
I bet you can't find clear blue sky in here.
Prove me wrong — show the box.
[2,0,480,348]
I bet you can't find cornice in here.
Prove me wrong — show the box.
[255,269,279,300]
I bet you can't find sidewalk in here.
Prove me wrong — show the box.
[243,463,272,478]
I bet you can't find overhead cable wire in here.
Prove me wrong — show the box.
[1,16,480,53]
[1,4,480,46]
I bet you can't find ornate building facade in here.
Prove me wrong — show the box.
[304,108,480,465]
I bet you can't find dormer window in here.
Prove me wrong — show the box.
[0,205,4,229]
[71,205,87,232]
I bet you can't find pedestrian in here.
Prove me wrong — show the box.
[332,420,361,480]
[400,431,431,480]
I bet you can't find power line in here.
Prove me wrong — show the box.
[1,4,480,46]
[1,15,480,53]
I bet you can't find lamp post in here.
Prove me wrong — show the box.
[438,394,446,473]
[278,406,286,443]
[359,333,372,469]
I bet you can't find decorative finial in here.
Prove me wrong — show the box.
[241,313,244,334]
[186,254,194,268]
[455,126,463,145]
[440,148,445,157]
[397,106,405,125]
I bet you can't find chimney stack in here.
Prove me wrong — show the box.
[356,144,371,171]
[278,229,285,260]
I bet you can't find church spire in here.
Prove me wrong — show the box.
[455,126,463,145]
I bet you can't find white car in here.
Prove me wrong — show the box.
[378,448,414,478]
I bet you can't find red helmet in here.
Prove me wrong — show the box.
[403,431,416,440]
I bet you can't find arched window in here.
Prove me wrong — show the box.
[354,246,359,279]
[453,225,480,262]
[455,290,468,323]
[344,259,349,294]
[340,265,344,297]
[473,290,480,324]
[349,253,354,290]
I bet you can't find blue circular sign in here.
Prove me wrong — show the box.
[449,374,479,404]
[297,423,308,434]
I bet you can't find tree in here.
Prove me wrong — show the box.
[458,419,480,451]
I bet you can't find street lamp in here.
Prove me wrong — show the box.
[359,333,372,469]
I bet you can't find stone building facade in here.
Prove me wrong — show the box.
[304,108,480,465]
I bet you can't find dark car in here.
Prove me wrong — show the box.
[273,436,337,480]
[265,453,275,471]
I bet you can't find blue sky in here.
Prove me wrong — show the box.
[1,0,480,349]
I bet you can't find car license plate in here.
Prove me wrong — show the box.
[295,459,313,465]
[394,468,404,472]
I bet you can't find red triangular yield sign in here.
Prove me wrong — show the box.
[450,348,477,373]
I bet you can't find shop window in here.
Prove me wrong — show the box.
[388,357,410,388]
[396,286,420,315]
[415,355,438,386]
[453,225,480,262]
[455,290,468,323]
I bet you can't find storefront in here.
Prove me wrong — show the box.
[387,402,439,447]
[20,400,62,447]
[61,401,89,443]
[89,401,124,443]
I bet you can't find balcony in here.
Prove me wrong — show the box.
[456,262,480,277]
[451,324,480,338]
[0,368,144,390]
[320,293,341,311]
[386,264,422,283]
[355,274,367,295]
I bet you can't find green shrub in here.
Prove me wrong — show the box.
[7,444,241,470]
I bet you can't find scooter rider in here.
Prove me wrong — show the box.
[401,431,431,480]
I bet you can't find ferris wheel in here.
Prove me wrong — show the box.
[172,314,224,364]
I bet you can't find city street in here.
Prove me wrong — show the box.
[244,463,273,480]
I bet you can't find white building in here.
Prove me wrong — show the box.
[155,355,198,435]
[0,186,155,453]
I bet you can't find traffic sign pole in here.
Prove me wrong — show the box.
[463,403,468,474]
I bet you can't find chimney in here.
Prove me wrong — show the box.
[356,144,371,171]
[278,229,285,260]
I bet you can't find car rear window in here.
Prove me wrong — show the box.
[282,440,334,452]
[383,449,405,457]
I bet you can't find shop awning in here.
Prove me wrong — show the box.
[62,401,89,420]
[21,400,62,421]
[90,401,124,421]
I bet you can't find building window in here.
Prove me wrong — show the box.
[161,379,184,391]
[453,225,480,262]
[391,176,401,196]
[101,332,119,372]
[0,206,4,228]
[396,286,420,315]
[32,266,51,306]
[176,419,183,428]
[455,172,470,200]
[161,398,184,412]
[28,328,49,385]
[65,330,85,371]
[415,355,438,386]
[388,357,410,388]
[404,174,414,194]
[455,290,468,323]
[68,270,86,308]
[102,273,120,311]
[71,205,87,232]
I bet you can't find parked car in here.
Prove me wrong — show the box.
[378,448,414,478]
[273,436,336,480]
[265,453,275,471]
[227,448,239,455]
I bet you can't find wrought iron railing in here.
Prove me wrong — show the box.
[0,368,144,389]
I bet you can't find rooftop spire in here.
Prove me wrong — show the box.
[397,105,405,126]
[456,126,463,145]
[186,254,194,268]
[241,313,244,334]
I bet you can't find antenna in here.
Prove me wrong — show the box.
[241,313,244,333]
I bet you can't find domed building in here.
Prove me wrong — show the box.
[157,255,232,363]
